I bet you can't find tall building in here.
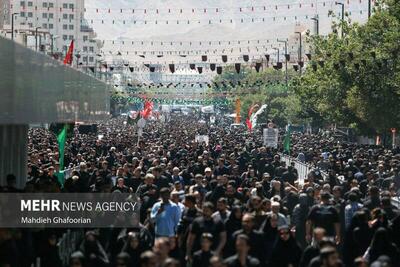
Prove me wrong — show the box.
[0,0,100,68]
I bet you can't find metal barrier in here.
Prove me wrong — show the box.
[280,154,310,185]
[58,229,85,267]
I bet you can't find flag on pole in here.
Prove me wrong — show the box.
[246,104,259,131]
[56,124,68,186]
[283,126,291,154]
[140,100,153,119]
[235,98,241,123]
[57,124,68,170]
[63,40,74,65]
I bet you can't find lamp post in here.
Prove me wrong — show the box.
[273,47,280,63]
[368,0,371,18]
[277,40,288,88]
[295,31,302,75]
[11,13,18,40]
[335,2,345,38]
[311,16,319,35]
[35,27,41,51]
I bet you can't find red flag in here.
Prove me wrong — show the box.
[140,100,153,119]
[63,40,74,65]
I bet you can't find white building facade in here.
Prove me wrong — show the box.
[0,0,100,68]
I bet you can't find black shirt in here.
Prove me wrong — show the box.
[224,254,260,267]
[307,204,339,236]
[192,250,214,267]
[190,216,226,252]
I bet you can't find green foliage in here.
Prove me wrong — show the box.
[292,0,400,135]
[211,66,301,127]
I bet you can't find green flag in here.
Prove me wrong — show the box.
[283,126,291,154]
[57,124,68,171]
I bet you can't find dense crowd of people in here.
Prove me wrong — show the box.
[1,114,399,267]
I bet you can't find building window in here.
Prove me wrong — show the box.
[89,46,94,52]
[63,24,67,30]
[42,13,47,18]
[89,57,94,62]
[63,14,68,19]
[20,12,25,17]
[83,35,88,41]
[42,23,47,29]
[42,2,47,8]
[83,56,88,62]
[49,23,53,29]
[63,35,67,40]
[69,14,74,19]
[49,13,53,19]
[62,3,68,8]
[49,2,54,8]
[27,1,33,7]
[69,3,74,9]
[28,22,33,28]
[20,1,25,7]
[63,45,68,51]
[69,35,73,40]
[28,12,33,17]
[69,24,73,30]
[83,46,88,52]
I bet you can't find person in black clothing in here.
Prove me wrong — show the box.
[79,231,109,267]
[306,192,341,245]
[363,186,381,211]
[39,232,62,267]
[231,213,265,265]
[299,228,326,267]
[292,193,311,249]
[70,251,86,267]
[186,202,226,261]
[260,213,279,264]
[192,233,215,267]
[114,252,131,267]
[364,227,400,264]
[309,246,341,267]
[224,234,260,267]
[121,232,142,267]
[151,166,171,190]
[214,158,230,176]
[224,205,243,258]
[342,210,372,266]
[269,225,302,267]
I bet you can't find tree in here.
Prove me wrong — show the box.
[292,0,400,135]
[210,66,300,127]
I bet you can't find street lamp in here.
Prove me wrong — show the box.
[311,16,319,35]
[335,2,345,38]
[277,40,288,87]
[35,27,41,51]
[273,47,280,63]
[295,31,303,75]
[11,13,18,41]
[368,0,372,18]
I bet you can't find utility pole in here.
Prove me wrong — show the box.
[11,13,18,40]
[335,2,345,38]
[295,32,302,75]
[368,0,371,18]
[35,27,41,51]
[273,47,280,63]
[311,16,319,35]
[277,40,288,88]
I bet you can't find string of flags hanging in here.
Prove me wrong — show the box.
[80,10,368,26]
[13,0,373,14]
